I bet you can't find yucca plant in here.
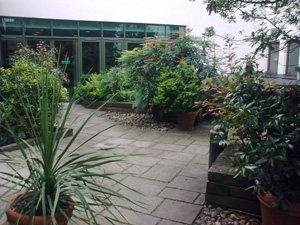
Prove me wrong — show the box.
[0,49,137,224]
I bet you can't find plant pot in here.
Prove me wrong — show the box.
[6,194,74,225]
[208,125,225,168]
[177,111,198,131]
[257,191,300,225]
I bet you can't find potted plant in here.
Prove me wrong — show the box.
[0,45,136,224]
[215,71,300,225]
[153,60,202,131]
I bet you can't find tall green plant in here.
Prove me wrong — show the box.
[118,37,174,112]
[153,60,201,113]
[118,32,219,113]
[0,53,137,224]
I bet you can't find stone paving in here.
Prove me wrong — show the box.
[0,103,213,225]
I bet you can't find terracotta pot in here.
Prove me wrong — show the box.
[257,191,300,225]
[177,111,198,131]
[6,194,74,225]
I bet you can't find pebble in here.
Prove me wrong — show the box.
[193,204,261,225]
[211,211,218,218]
[102,112,176,131]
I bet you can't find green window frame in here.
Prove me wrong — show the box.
[125,24,145,38]
[0,17,23,35]
[53,20,78,37]
[103,22,124,38]
[79,21,101,37]
[24,19,51,36]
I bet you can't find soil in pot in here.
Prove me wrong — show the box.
[7,192,74,225]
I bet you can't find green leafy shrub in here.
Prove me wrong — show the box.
[215,69,300,209]
[0,43,68,146]
[153,60,201,113]
[118,37,174,112]
[119,30,219,113]
[74,67,135,102]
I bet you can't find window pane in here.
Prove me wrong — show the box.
[287,42,300,76]
[0,18,22,35]
[82,42,99,74]
[127,42,142,51]
[24,19,51,36]
[53,20,78,37]
[105,42,122,69]
[146,25,165,37]
[103,22,123,38]
[166,25,183,39]
[1,40,22,68]
[80,22,101,37]
[268,43,279,75]
[125,24,145,38]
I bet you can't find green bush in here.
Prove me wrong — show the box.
[118,30,219,113]
[153,61,201,113]
[0,43,68,146]
[74,67,135,102]
[215,69,300,208]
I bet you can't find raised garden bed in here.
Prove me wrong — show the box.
[0,128,73,152]
[81,100,136,113]
[206,145,261,215]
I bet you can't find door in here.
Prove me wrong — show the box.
[103,40,123,70]
[55,40,77,88]
[81,41,100,78]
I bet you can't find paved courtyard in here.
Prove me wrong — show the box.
[0,103,213,225]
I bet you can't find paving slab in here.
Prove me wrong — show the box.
[157,219,186,225]
[130,140,154,148]
[151,143,186,152]
[183,144,209,154]
[167,176,207,193]
[179,163,208,179]
[158,151,195,162]
[118,176,167,196]
[157,158,189,168]
[152,199,202,224]
[112,188,164,214]
[125,155,160,167]
[0,104,214,225]
[142,165,182,182]
[159,187,198,203]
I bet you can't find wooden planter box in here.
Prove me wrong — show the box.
[81,100,136,113]
[0,128,73,152]
[206,145,261,215]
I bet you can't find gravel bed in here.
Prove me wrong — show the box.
[101,111,176,131]
[193,204,261,225]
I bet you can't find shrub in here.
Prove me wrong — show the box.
[0,43,68,146]
[215,69,300,208]
[153,60,201,113]
[74,67,135,102]
[118,30,219,113]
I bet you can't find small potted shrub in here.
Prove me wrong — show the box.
[153,60,201,131]
[216,72,300,225]
[0,45,136,224]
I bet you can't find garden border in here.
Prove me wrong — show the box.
[0,128,73,152]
